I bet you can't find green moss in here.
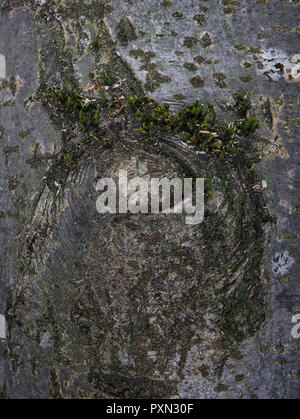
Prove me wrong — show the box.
[172,11,183,19]
[25,143,49,169]
[193,14,207,25]
[200,32,213,49]
[140,62,157,72]
[173,93,187,101]
[2,145,19,165]
[240,75,252,83]
[127,91,260,157]
[183,37,198,48]
[8,176,20,191]
[117,17,137,45]
[183,62,197,72]
[257,61,264,69]
[127,96,238,154]
[0,125,5,139]
[249,46,262,54]
[190,75,205,88]
[161,0,172,6]
[102,74,117,86]
[18,129,27,139]
[236,116,260,136]
[257,32,271,40]
[143,52,157,63]
[194,55,206,65]
[242,61,252,69]
[233,93,260,143]
[129,49,156,63]
[223,7,236,14]
[144,71,171,93]
[213,72,227,88]
[234,91,252,115]
[261,98,273,129]
[42,83,100,134]
[234,44,246,51]
[64,153,78,170]
[129,48,143,59]
[91,36,100,49]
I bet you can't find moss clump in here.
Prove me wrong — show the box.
[25,143,50,169]
[101,74,117,86]
[213,72,227,88]
[234,44,246,51]
[183,37,198,48]
[183,62,197,72]
[0,125,5,139]
[128,49,168,92]
[256,61,264,69]
[172,11,183,19]
[18,129,27,139]
[200,32,213,49]
[140,62,157,72]
[64,153,78,170]
[236,116,260,137]
[223,7,236,14]
[127,96,237,154]
[42,83,99,133]
[257,32,271,40]
[249,46,262,54]
[117,17,137,45]
[194,55,206,65]
[129,48,144,59]
[242,61,252,69]
[161,0,172,5]
[240,75,252,83]
[193,14,207,25]
[233,92,260,136]
[127,93,260,155]
[144,71,171,93]
[129,49,156,63]
[261,98,273,129]
[173,93,187,101]
[234,91,252,115]
[91,36,100,49]
[190,75,205,88]
[2,145,19,166]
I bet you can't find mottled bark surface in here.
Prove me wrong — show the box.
[0,0,299,399]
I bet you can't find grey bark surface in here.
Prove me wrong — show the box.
[0,0,299,399]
